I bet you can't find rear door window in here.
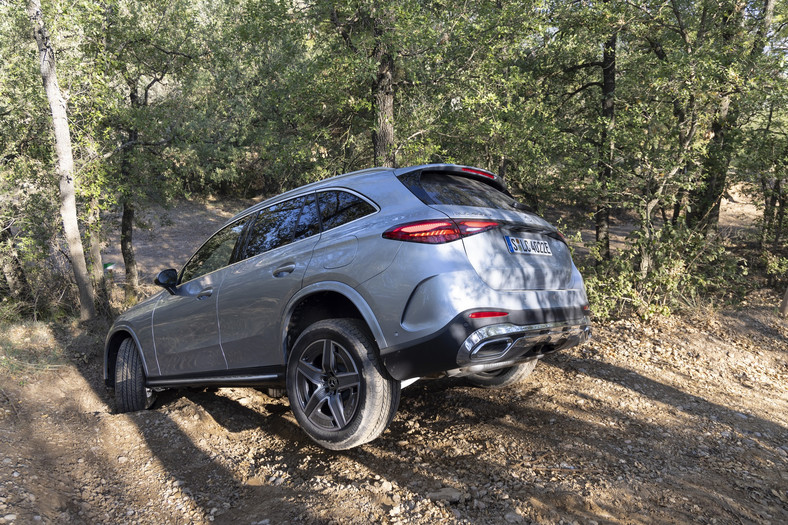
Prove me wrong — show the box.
[242,195,319,259]
[293,194,320,242]
[317,190,376,231]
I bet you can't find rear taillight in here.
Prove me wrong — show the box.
[382,219,500,244]
[457,220,499,236]
[383,220,459,244]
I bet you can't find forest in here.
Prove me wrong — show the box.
[1,0,787,322]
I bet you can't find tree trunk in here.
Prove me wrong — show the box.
[120,199,139,305]
[686,100,733,232]
[373,51,395,168]
[27,0,95,321]
[780,286,788,318]
[371,3,396,169]
[88,198,110,315]
[0,226,33,308]
[687,0,775,233]
[774,181,785,248]
[119,84,142,305]
[595,31,616,261]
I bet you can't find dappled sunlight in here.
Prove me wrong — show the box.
[1,303,786,523]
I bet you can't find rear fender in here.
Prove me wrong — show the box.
[281,282,387,361]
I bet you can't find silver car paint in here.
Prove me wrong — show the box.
[152,269,230,375]
[217,231,321,370]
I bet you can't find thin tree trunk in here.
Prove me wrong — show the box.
[758,104,777,249]
[595,31,616,261]
[373,51,395,168]
[0,227,33,307]
[88,199,104,284]
[88,198,110,315]
[774,180,785,248]
[119,84,142,305]
[780,286,788,318]
[27,0,95,321]
[672,186,686,226]
[760,183,776,249]
[120,199,139,304]
[371,3,396,169]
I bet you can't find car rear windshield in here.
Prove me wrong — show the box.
[400,171,516,209]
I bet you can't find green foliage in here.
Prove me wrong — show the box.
[583,223,749,321]
[762,252,788,287]
[2,0,787,320]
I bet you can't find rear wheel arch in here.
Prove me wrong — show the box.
[282,284,387,362]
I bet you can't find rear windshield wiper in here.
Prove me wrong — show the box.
[510,200,536,213]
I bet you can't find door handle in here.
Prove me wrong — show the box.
[196,288,213,300]
[273,264,296,277]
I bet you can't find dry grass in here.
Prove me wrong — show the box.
[0,322,66,373]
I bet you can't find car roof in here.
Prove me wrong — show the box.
[225,163,504,224]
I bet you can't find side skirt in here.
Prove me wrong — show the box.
[147,366,286,389]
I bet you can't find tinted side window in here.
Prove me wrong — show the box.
[180,217,248,283]
[317,191,375,231]
[243,197,304,259]
[405,172,515,210]
[242,194,319,259]
[294,194,320,242]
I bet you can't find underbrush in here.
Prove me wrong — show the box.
[581,225,757,321]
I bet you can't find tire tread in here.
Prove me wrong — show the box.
[115,338,150,413]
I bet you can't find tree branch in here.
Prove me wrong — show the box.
[563,82,603,101]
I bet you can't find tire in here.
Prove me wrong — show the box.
[115,338,155,412]
[286,319,400,450]
[466,359,538,389]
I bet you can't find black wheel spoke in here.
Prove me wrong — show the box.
[297,359,323,386]
[321,339,335,373]
[335,371,360,391]
[327,392,348,428]
[303,386,328,422]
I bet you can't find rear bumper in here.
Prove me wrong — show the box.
[380,313,591,381]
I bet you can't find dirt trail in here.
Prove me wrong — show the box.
[1,299,786,524]
[1,192,786,524]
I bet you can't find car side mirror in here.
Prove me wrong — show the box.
[154,268,178,295]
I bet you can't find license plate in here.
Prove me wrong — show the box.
[505,236,553,256]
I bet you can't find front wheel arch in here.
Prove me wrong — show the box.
[105,329,134,388]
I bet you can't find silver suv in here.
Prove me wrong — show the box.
[105,164,591,449]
